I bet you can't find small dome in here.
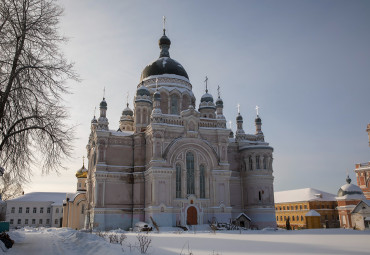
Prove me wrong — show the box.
[76,164,88,178]
[337,176,364,198]
[216,97,223,107]
[137,84,151,97]
[122,105,133,116]
[159,34,171,46]
[153,90,161,101]
[100,98,107,108]
[255,116,261,123]
[236,114,243,121]
[91,116,98,123]
[201,92,214,103]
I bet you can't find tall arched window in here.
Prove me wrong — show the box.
[186,152,195,194]
[248,156,253,170]
[263,157,267,169]
[199,164,205,198]
[170,94,179,114]
[256,156,260,169]
[176,164,181,198]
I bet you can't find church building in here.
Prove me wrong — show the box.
[84,28,276,230]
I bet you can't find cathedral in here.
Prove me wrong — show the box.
[84,28,276,230]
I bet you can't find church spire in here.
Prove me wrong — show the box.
[159,17,171,58]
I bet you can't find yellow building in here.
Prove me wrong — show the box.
[62,162,88,230]
[274,188,339,229]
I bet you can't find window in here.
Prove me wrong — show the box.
[17,219,21,224]
[301,216,304,221]
[176,164,181,198]
[33,207,37,213]
[32,219,35,224]
[46,219,50,225]
[56,208,59,213]
[258,191,262,201]
[279,207,282,210]
[26,207,30,213]
[18,207,22,213]
[81,204,85,214]
[325,215,328,220]
[300,205,302,210]
[47,207,50,213]
[11,207,15,213]
[287,206,290,210]
[284,216,286,220]
[263,157,267,169]
[39,219,43,224]
[10,219,14,224]
[276,216,278,221]
[256,156,260,169]
[295,206,298,210]
[200,164,205,198]
[292,216,295,221]
[170,94,179,114]
[283,206,285,210]
[186,152,195,194]
[248,157,253,170]
[304,205,307,209]
[25,219,28,224]
[40,207,44,213]
[55,219,58,225]
[280,216,282,221]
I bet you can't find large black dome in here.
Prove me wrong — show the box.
[140,30,189,81]
[140,57,189,81]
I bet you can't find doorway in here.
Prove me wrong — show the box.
[187,206,197,225]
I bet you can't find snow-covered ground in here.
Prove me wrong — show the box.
[2,226,369,255]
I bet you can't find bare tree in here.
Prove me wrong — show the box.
[0,0,78,186]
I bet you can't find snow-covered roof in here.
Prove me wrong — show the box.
[8,192,67,204]
[274,188,337,203]
[305,210,320,216]
[235,213,251,221]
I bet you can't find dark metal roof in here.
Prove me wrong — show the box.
[141,57,189,81]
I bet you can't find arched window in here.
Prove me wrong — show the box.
[160,92,168,114]
[258,191,262,201]
[248,157,253,171]
[182,94,190,111]
[176,164,181,198]
[263,157,267,169]
[200,164,205,198]
[81,204,85,214]
[186,152,195,194]
[170,94,179,114]
[256,156,260,169]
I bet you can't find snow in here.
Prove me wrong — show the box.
[8,192,67,203]
[274,188,337,203]
[338,183,363,193]
[2,227,370,255]
[143,73,190,83]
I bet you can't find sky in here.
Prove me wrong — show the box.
[24,0,370,196]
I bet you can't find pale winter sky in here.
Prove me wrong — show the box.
[24,0,370,196]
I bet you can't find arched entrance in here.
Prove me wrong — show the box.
[187,206,197,225]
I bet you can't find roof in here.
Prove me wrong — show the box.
[235,213,251,221]
[351,200,370,213]
[274,188,337,203]
[8,192,67,204]
[305,210,320,216]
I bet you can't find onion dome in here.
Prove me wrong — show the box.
[255,116,261,124]
[91,115,98,124]
[201,92,214,103]
[137,82,151,97]
[159,33,171,46]
[122,104,133,116]
[337,175,365,198]
[216,97,223,107]
[236,114,243,122]
[140,30,189,81]
[75,163,88,178]
[100,98,107,109]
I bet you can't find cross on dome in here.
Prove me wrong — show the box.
[217,85,220,98]
[204,76,208,93]
[237,103,240,114]
[163,16,167,34]
[256,105,260,116]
